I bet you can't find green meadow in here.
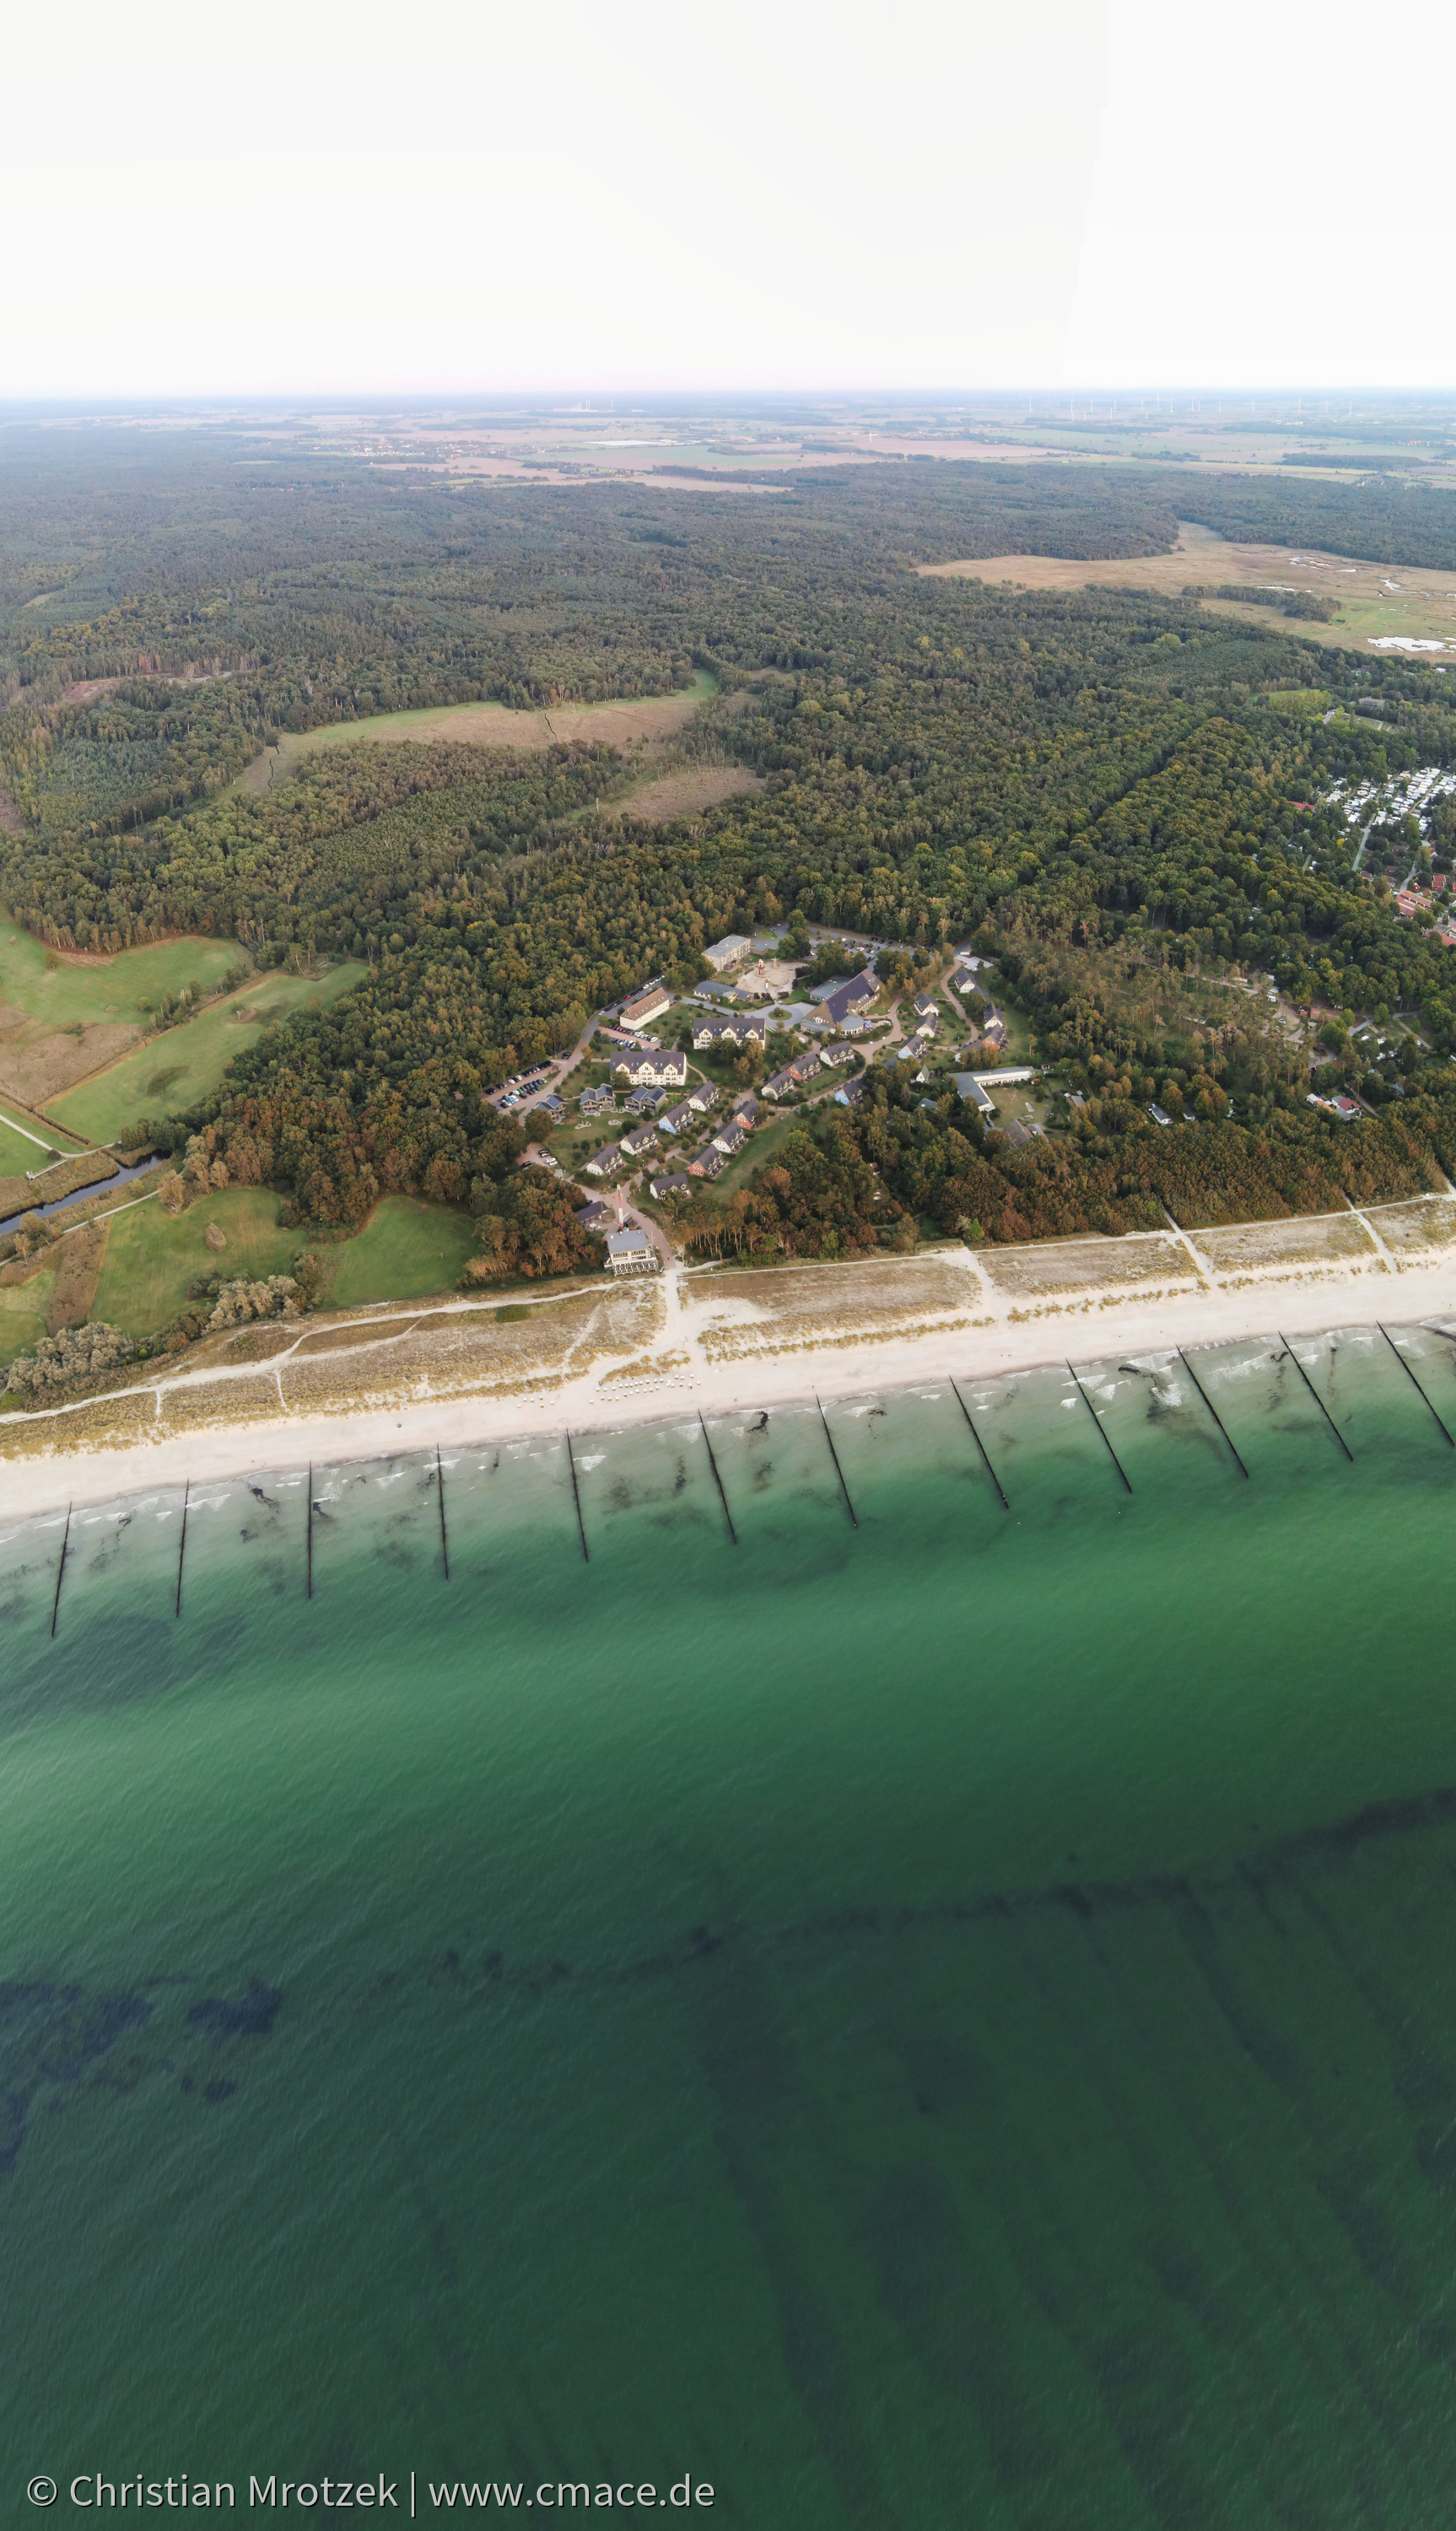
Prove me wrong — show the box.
[83,1190,476,1344]
[49,962,368,1144]
[89,1187,305,1336]
[321,1196,477,1309]
[0,914,239,1033]
[0,1109,56,1174]
[0,1263,54,1367]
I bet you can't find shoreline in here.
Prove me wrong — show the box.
[1,1230,1453,1523]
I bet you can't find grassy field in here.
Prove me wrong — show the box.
[919,520,1456,658]
[236,673,718,794]
[89,1188,304,1337]
[49,962,368,1143]
[83,1190,474,1341]
[0,1109,57,1174]
[0,1266,55,1368]
[714,1108,799,1191]
[321,1197,477,1308]
[0,915,240,1033]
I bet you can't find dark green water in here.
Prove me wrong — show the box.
[6,1325,1456,2527]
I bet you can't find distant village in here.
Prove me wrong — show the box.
[491,925,1036,1271]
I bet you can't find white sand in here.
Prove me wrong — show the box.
[2,1217,1453,1522]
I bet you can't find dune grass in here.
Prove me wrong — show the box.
[89,1189,304,1337]
[321,1198,477,1309]
[49,963,368,1144]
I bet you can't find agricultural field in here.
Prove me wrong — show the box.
[919,519,1456,657]
[236,673,719,794]
[321,1198,478,1308]
[48,961,368,1143]
[89,1186,305,1337]
[0,916,241,1109]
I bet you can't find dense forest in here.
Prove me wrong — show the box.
[3,428,1456,1258]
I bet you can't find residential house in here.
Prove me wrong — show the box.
[703,934,752,972]
[685,1081,720,1114]
[912,992,938,1023]
[649,1172,692,1200]
[688,1144,727,1179]
[624,1084,666,1115]
[819,972,877,1029]
[619,1124,658,1160]
[621,984,671,1030]
[711,1119,748,1160]
[692,1014,766,1053]
[579,1084,615,1116]
[574,1200,616,1232]
[605,1228,657,1276]
[833,1077,867,1109]
[527,1089,565,1122]
[729,1093,759,1127]
[614,1048,688,1092]
[763,1050,819,1099]
[658,1098,698,1137]
[819,1041,858,1069]
[584,1142,627,1178]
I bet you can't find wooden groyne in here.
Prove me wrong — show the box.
[1068,1363,1133,1494]
[1177,1349,1250,1480]
[816,1395,858,1529]
[948,1375,1011,1510]
[175,1477,191,1616]
[565,1433,590,1562]
[1378,1325,1455,1449]
[306,1463,314,1599]
[699,1412,737,1545]
[49,1503,71,1638]
[1278,1336,1354,1462]
[435,1444,451,1579]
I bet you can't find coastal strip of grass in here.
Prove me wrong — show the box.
[49,962,368,1143]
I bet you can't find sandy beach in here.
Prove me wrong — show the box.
[1,1197,1453,1522]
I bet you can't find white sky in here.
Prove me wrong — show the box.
[5,0,1452,400]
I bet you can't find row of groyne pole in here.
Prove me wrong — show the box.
[36,1326,1456,1630]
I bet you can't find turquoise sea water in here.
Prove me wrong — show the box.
[5,1325,1456,2526]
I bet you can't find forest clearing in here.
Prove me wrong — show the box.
[235,672,718,793]
[919,519,1456,653]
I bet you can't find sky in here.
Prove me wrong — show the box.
[6,0,1453,400]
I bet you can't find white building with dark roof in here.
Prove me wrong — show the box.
[620,984,672,1030]
[614,1048,688,1092]
[605,1228,657,1275]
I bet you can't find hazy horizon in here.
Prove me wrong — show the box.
[9,0,1453,403]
